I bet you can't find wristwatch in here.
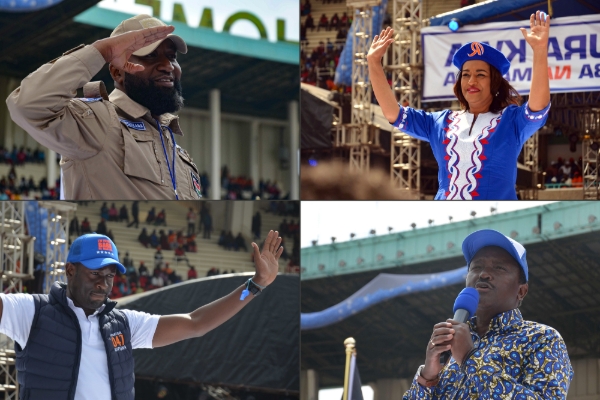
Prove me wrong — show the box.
[247,279,263,297]
[416,365,440,387]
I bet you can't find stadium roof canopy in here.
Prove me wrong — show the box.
[0,0,299,120]
[117,273,299,394]
[429,0,599,27]
[301,203,600,387]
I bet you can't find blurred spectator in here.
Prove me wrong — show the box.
[174,243,188,263]
[138,261,149,277]
[81,217,91,234]
[159,230,170,250]
[187,207,196,236]
[202,207,212,239]
[146,207,156,224]
[187,266,198,280]
[107,230,115,244]
[305,13,315,31]
[138,228,151,248]
[96,218,108,236]
[69,215,80,237]
[252,211,261,239]
[154,248,164,269]
[155,209,166,226]
[317,13,329,31]
[150,229,159,248]
[127,201,139,228]
[100,202,109,221]
[330,13,339,30]
[119,204,129,223]
[185,234,197,253]
[234,233,248,252]
[108,203,118,222]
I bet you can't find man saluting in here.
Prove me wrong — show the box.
[6,15,203,200]
[0,231,283,399]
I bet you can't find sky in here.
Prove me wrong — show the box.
[301,201,557,248]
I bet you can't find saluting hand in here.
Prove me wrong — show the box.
[520,10,550,52]
[367,27,395,62]
[92,25,175,73]
[252,230,283,287]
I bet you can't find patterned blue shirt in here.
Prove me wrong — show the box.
[391,102,550,200]
[403,309,573,399]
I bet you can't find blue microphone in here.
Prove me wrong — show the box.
[440,287,479,365]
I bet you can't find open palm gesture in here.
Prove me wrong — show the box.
[367,27,395,62]
[252,230,283,287]
[520,10,550,52]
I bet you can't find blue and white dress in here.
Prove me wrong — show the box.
[392,102,550,200]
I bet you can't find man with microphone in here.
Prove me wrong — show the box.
[404,229,573,399]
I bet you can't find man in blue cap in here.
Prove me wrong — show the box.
[0,231,283,400]
[403,229,573,399]
[368,11,552,200]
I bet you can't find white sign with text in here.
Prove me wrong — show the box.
[421,14,600,101]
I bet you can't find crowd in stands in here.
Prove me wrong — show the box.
[221,165,286,200]
[0,146,46,165]
[545,157,584,187]
[0,165,60,200]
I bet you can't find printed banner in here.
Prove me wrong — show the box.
[421,14,600,101]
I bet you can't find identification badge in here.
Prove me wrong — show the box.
[80,97,102,103]
[190,171,202,198]
[120,119,146,131]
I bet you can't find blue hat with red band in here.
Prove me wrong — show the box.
[67,233,126,274]
[452,42,511,76]
[462,229,528,281]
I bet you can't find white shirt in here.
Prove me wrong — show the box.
[0,293,160,400]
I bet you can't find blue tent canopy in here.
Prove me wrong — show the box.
[429,0,599,27]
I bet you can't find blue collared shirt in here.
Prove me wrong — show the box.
[404,309,573,399]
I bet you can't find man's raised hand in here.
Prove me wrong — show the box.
[92,25,175,73]
[252,230,283,287]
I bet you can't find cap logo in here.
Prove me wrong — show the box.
[98,239,112,252]
[468,42,484,57]
[140,18,164,29]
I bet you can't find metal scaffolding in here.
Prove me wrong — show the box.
[346,0,381,171]
[581,110,600,199]
[388,0,422,193]
[39,201,76,294]
[0,202,34,400]
[521,132,539,199]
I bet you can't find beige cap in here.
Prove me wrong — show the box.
[111,14,188,56]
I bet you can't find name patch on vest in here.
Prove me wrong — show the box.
[79,97,103,103]
[120,119,146,131]
[110,331,127,351]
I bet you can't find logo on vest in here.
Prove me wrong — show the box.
[468,42,484,57]
[191,172,202,199]
[120,119,146,131]
[110,331,127,352]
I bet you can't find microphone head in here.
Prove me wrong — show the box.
[453,287,479,318]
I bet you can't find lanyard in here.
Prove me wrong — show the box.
[154,119,179,200]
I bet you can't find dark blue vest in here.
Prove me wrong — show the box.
[15,282,135,400]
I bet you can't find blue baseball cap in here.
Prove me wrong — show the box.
[67,233,126,274]
[462,229,528,281]
[452,42,511,76]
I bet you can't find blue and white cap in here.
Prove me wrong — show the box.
[462,229,528,281]
[452,42,511,76]
[66,233,126,274]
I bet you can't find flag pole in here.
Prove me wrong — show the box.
[342,337,356,400]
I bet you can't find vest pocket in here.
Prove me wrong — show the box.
[176,148,202,199]
[122,131,164,185]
